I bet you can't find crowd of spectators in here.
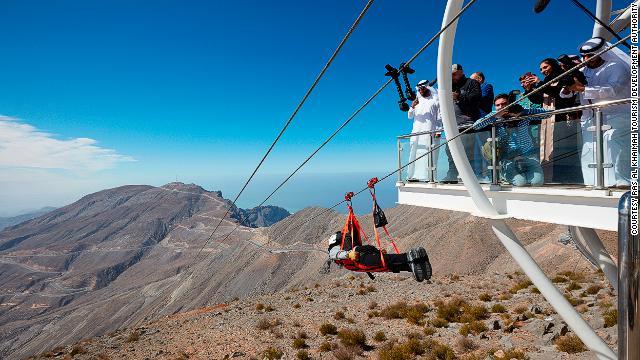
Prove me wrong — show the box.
[406,36,631,188]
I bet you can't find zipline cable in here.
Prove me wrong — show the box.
[190,0,376,260]
[216,0,479,247]
[263,35,631,246]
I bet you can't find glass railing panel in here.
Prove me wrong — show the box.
[399,134,434,182]
[396,98,631,188]
[435,129,493,184]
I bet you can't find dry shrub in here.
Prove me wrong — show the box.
[509,279,533,293]
[498,292,512,300]
[271,328,284,339]
[491,303,506,313]
[367,310,380,318]
[262,347,284,359]
[332,345,361,360]
[378,344,411,360]
[455,336,478,353]
[318,341,333,352]
[555,334,586,353]
[566,282,582,291]
[296,330,308,339]
[558,270,585,282]
[265,305,275,312]
[598,298,613,309]
[256,303,265,311]
[450,274,460,281]
[435,297,467,322]
[319,323,338,336]
[368,301,378,310]
[460,304,489,323]
[126,330,140,343]
[459,321,488,336]
[530,287,540,294]
[435,297,488,323]
[586,284,602,295]
[423,338,456,360]
[564,294,584,306]
[293,303,301,309]
[334,311,346,320]
[373,330,386,342]
[603,309,618,328]
[429,317,449,328]
[513,304,528,315]
[423,326,436,336]
[69,345,87,356]
[256,318,281,331]
[552,275,568,283]
[292,338,307,349]
[378,338,426,360]
[478,293,491,302]
[296,350,310,360]
[337,328,366,348]
[379,301,431,325]
[495,348,528,359]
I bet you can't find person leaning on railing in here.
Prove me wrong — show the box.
[472,94,548,187]
[524,58,584,185]
[560,37,632,188]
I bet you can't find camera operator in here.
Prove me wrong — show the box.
[441,64,482,183]
[471,94,546,187]
[560,37,631,188]
[523,58,583,185]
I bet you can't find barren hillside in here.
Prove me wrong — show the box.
[0,183,618,359]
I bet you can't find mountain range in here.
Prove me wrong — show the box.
[0,182,615,359]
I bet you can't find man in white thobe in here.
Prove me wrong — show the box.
[406,80,442,181]
[561,37,631,187]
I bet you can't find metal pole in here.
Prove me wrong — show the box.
[491,125,499,186]
[595,108,606,189]
[618,192,639,360]
[593,0,613,38]
[397,138,403,183]
[428,133,435,183]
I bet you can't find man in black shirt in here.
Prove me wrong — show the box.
[441,64,483,183]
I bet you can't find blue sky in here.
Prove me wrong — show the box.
[0,0,627,215]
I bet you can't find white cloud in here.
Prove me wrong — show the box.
[0,116,134,171]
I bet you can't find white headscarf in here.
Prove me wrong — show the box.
[579,41,631,104]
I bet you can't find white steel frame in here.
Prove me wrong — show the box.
[437,1,617,358]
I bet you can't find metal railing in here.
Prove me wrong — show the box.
[396,98,631,188]
[618,192,639,360]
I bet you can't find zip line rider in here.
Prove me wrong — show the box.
[327,231,432,282]
[326,183,432,282]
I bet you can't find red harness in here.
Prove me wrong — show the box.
[334,179,401,273]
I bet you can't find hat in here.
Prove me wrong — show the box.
[452,64,463,71]
[579,37,605,55]
[328,232,341,246]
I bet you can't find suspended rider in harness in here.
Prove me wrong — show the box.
[325,178,432,282]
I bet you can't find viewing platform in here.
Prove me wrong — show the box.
[397,181,625,231]
[395,99,631,231]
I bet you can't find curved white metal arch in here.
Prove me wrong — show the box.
[594,0,613,38]
[436,1,616,358]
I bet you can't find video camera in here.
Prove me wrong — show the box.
[556,54,588,88]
